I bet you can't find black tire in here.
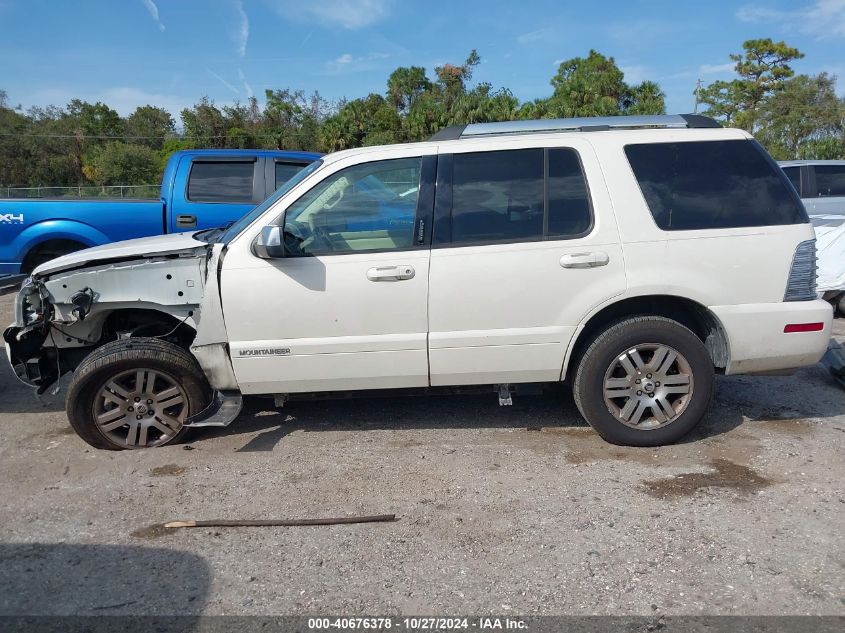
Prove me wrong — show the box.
[66,337,211,450]
[572,316,714,446]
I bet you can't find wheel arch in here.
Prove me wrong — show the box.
[562,294,730,382]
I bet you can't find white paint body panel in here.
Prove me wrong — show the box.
[214,126,831,395]
[221,145,434,394]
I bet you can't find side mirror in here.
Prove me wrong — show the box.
[253,225,285,259]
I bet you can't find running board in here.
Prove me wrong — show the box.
[185,390,243,427]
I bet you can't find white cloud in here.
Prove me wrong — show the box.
[206,69,241,96]
[267,0,392,29]
[140,0,165,32]
[233,0,249,57]
[517,28,552,44]
[737,0,845,39]
[699,62,735,75]
[327,51,389,72]
[238,68,253,98]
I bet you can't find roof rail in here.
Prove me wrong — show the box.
[428,114,720,141]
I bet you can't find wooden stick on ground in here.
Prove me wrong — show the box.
[164,514,396,529]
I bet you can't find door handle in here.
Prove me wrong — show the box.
[560,252,610,269]
[176,214,197,228]
[367,265,415,282]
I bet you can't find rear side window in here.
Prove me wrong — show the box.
[275,162,308,189]
[782,166,801,196]
[548,148,592,236]
[814,165,845,197]
[625,140,806,230]
[187,161,254,203]
[451,149,545,244]
[447,148,592,245]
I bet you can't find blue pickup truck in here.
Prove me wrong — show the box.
[0,149,320,274]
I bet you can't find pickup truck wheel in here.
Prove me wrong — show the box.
[573,317,714,446]
[21,239,87,274]
[66,338,211,450]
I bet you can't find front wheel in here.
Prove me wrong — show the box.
[66,338,211,450]
[573,316,714,446]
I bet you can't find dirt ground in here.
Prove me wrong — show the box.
[0,293,843,616]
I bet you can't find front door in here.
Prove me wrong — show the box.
[221,154,433,395]
[427,142,627,386]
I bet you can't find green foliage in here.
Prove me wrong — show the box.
[756,73,845,159]
[83,142,161,186]
[540,50,666,117]
[2,40,842,188]
[700,38,804,132]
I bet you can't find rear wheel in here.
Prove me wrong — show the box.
[573,316,714,446]
[66,338,211,450]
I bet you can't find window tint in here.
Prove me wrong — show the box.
[625,140,806,230]
[283,157,421,255]
[451,149,544,244]
[814,165,845,197]
[187,161,254,203]
[782,166,801,195]
[275,162,308,189]
[548,148,592,236]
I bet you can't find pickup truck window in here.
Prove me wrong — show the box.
[625,140,806,230]
[187,161,254,203]
[814,165,845,197]
[219,159,323,244]
[283,157,422,256]
[275,162,308,189]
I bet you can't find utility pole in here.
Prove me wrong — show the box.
[693,78,702,114]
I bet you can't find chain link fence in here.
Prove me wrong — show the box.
[0,185,160,199]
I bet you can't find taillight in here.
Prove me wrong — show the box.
[784,239,817,302]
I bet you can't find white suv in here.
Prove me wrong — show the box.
[4,114,832,450]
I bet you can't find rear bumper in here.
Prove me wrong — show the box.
[711,300,833,375]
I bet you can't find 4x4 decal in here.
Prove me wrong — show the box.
[0,213,24,224]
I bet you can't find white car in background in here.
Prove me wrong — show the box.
[780,160,845,310]
[5,115,833,450]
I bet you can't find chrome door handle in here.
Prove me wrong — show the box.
[367,265,415,281]
[560,252,610,269]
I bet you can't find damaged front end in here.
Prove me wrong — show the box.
[3,238,224,394]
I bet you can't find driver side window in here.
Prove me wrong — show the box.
[283,157,422,256]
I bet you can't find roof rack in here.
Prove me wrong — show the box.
[428,114,720,141]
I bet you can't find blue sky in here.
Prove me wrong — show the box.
[1,0,844,122]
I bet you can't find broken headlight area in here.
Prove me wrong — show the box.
[14,277,49,327]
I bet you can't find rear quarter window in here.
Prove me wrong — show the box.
[625,140,807,230]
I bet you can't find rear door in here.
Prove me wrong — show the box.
[170,155,263,232]
[427,140,626,386]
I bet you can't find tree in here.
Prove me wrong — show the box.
[386,66,430,113]
[180,98,227,148]
[126,105,175,150]
[83,142,161,186]
[756,73,845,159]
[700,38,803,132]
[543,50,665,117]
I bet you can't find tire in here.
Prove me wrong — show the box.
[572,316,714,446]
[66,337,211,450]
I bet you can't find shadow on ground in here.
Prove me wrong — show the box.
[0,543,210,616]
[186,368,845,452]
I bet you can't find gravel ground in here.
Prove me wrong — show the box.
[0,293,843,617]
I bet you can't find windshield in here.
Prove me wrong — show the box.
[214,159,324,244]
